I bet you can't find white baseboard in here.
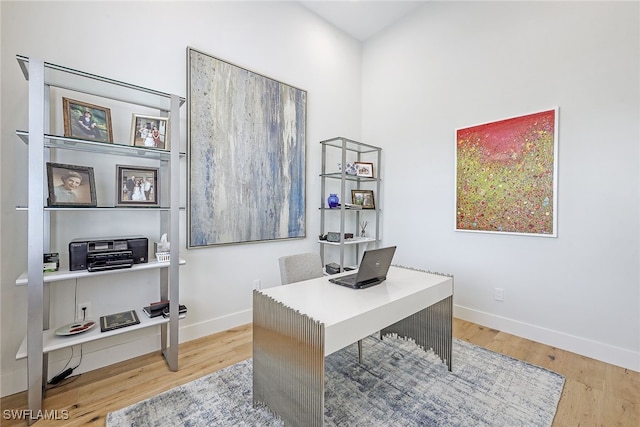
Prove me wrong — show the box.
[1,310,253,398]
[454,305,640,372]
[179,309,252,343]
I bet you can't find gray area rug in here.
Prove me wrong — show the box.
[107,336,564,426]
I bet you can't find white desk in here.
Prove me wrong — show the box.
[253,266,453,427]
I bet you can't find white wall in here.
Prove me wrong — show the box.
[362,1,640,370]
[0,1,362,396]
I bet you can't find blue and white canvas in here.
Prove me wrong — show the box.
[187,48,306,248]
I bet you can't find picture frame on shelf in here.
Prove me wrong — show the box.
[116,165,159,207]
[354,162,374,178]
[130,114,170,150]
[351,189,375,209]
[62,97,113,143]
[46,162,97,207]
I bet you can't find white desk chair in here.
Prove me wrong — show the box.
[278,252,324,285]
[278,252,365,363]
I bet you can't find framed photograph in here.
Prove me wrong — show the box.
[46,162,97,207]
[130,114,170,150]
[351,189,375,209]
[116,165,159,207]
[62,97,113,143]
[354,162,374,178]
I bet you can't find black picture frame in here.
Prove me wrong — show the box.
[116,165,159,207]
[46,162,97,207]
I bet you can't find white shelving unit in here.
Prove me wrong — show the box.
[319,137,382,271]
[15,313,171,360]
[15,55,184,421]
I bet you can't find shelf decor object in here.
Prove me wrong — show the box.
[46,162,97,207]
[100,310,140,332]
[62,97,113,143]
[130,114,170,150]
[354,161,374,178]
[351,189,375,209]
[455,108,559,237]
[187,47,307,247]
[327,193,339,208]
[115,164,159,207]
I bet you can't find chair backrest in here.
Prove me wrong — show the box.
[278,252,324,285]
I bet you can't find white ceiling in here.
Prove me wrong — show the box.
[299,1,426,41]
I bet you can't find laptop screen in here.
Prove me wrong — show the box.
[354,246,397,283]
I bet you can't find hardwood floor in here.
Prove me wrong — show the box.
[2,319,638,426]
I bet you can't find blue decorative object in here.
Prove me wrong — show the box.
[337,163,358,175]
[327,194,339,208]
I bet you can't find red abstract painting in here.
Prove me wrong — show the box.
[456,109,558,236]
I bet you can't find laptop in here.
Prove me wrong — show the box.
[329,246,397,289]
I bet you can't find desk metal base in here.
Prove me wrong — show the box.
[253,292,453,426]
[381,295,452,371]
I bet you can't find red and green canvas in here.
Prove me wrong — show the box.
[456,109,557,236]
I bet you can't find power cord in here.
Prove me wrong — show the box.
[49,281,85,386]
[47,345,83,386]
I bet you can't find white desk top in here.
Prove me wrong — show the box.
[258,265,453,355]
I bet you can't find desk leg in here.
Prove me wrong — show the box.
[253,291,325,426]
[381,295,453,371]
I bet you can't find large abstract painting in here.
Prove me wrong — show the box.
[187,48,306,248]
[455,108,558,237]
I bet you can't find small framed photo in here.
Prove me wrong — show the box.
[116,165,159,206]
[354,162,374,178]
[63,98,113,143]
[130,114,170,150]
[351,189,375,209]
[46,163,97,207]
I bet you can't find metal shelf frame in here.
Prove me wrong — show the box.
[17,55,182,423]
[319,137,382,271]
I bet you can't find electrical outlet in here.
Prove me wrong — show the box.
[253,280,261,290]
[77,302,91,320]
[494,288,504,302]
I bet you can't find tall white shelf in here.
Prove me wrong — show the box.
[319,137,382,271]
[15,55,184,421]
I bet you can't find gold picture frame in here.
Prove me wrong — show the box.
[62,97,113,143]
[351,189,375,209]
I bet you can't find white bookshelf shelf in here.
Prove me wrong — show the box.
[15,310,171,359]
[15,258,186,286]
[318,237,376,246]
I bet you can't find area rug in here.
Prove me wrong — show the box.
[107,336,564,426]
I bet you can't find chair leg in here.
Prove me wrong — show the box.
[358,339,363,364]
